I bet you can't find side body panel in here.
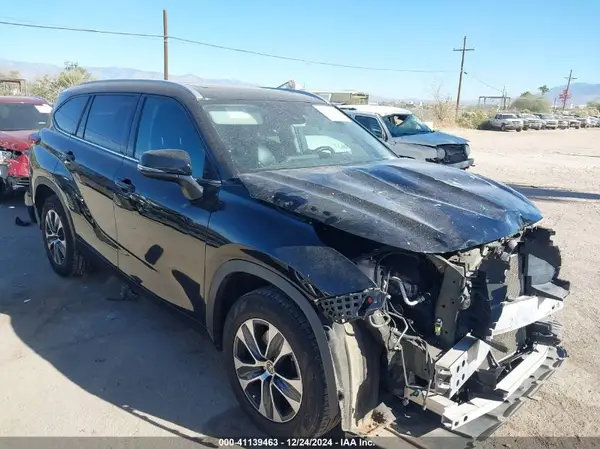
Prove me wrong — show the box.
[113,156,213,314]
[32,125,123,266]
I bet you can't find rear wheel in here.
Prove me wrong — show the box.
[516,128,522,132]
[41,195,89,277]
[223,286,337,437]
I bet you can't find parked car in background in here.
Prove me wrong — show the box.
[28,79,570,440]
[489,113,524,131]
[563,116,581,129]
[574,116,593,128]
[556,116,569,129]
[517,113,543,130]
[591,116,600,127]
[534,114,558,129]
[0,96,51,199]
[340,105,473,169]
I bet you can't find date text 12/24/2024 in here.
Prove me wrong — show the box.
[219,438,376,447]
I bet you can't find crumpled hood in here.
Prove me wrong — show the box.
[240,159,542,254]
[0,130,35,152]
[394,130,468,147]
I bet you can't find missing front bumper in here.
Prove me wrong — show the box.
[405,343,555,430]
[398,289,565,431]
[373,343,566,448]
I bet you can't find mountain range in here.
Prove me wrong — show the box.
[1,58,598,105]
[0,58,252,88]
[544,83,600,106]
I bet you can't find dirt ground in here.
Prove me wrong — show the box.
[454,128,600,440]
[0,128,598,443]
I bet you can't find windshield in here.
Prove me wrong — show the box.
[381,113,432,137]
[199,100,396,173]
[540,114,554,119]
[0,102,51,131]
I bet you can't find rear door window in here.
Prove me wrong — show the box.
[53,96,88,135]
[83,95,139,153]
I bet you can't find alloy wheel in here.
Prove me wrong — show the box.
[45,209,67,266]
[233,318,303,423]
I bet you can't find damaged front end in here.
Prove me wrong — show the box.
[319,225,569,439]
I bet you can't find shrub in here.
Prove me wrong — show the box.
[512,95,551,113]
[456,110,490,129]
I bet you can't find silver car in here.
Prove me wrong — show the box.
[535,114,559,129]
[518,114,544,130]
[556,117,569,129]
[563,116,581,129]
[489,113,524,131]
[340,105,474,169]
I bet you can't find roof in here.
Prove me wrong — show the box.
[338,104,412,116]
[0,96,49,104]
[60,79,325,104]
[310,90,369,95]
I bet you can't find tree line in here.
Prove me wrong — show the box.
[0,61,94,103]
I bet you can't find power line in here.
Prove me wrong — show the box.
[170,35,451,73]
[463,72,503,93]
[0,20,161,39]
[0,19,453,74]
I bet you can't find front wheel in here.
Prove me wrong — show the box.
[41,195,89,277]
[223,287,338,437]
[516,128,522,132]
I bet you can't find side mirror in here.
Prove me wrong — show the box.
[138,149,204,201]
[138,149,192,178]
[29,131,41,145]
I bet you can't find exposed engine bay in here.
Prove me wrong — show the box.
[319,225,570,436]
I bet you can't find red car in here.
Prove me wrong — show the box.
[0,96,51,198]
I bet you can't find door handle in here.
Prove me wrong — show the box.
[64,151,75,164]
[115,178,135,194]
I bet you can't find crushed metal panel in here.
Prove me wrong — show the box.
[495,345,550,398]
[405,344,553,431]
[434,334,491,397]
[387,345,567,446]
[491,296,563,336]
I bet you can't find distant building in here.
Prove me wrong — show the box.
[307,90,369,105]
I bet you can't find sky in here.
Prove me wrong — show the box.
[1,0,599,100]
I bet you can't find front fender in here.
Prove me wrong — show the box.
[206,243,376,302]
[206,259,340,420]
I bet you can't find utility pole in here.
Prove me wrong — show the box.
[501,86,507,110]
[453,36,475,115]
[163,9,169,80]
[562,69,576,111]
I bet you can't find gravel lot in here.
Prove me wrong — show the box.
[0,128,598,444]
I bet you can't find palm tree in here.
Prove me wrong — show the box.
[539,85,550,96]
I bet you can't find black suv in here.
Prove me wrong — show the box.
[29,80,569,440]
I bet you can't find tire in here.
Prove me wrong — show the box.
[41,194,89,277]
[516,128,522,132]
[501,124,506,131]
[223,286,337,438]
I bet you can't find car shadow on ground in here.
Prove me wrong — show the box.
[509,184,600,202]
[0,199,265,444]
